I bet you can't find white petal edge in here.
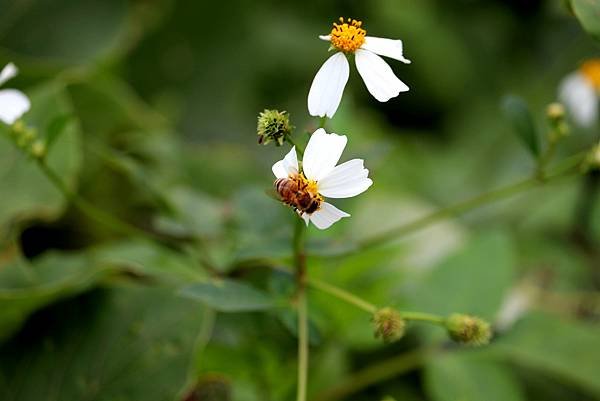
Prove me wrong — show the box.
[318,159,373,198]
[0,89,31,125]
[272,146,298,179]
[558,72,598,128]
[319,35,331,41]
[307,52,350,118]
[355,49,409,102]
[0,63,18,86]
[302,128,347,181]
[300,212,310,226]
[309,202,350,230]
[361,37,411,64]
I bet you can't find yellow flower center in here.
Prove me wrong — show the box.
[580,59,600,91]
[329,17,366,53]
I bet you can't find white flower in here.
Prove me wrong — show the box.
[0,63,30,125]
[308,18,410,118]
[558,59,600,128]
[272,128,373,230]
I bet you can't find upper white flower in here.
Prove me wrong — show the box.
[558,59,600,128]
[272,128,373,230]
[308,18,410,119]
[0,63,31,125]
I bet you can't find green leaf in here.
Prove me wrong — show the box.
[572,0,600,39]
[0,82,81,230]
[180,279,276,312]
[491,313,600,396]
[424,353,525,401]
[407,231,516,320]
[501,95,540,157]
[0,285,207,400]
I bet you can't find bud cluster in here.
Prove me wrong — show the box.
[372,307,406,343]
[545,102,569,142]
[445,313,492,346]
[256,109,293,146]
[8,120,46,160]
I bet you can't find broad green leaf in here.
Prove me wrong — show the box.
[501,95,540,157]
[0,250,119,342]
[572,0,600,39]
[407,231,516,320]
[180,278,276,312]
[0,82,81,230]
[424,353,525,401]
[0,284,207,401]
[491,313,600,396]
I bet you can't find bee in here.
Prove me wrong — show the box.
[275,176,322,214]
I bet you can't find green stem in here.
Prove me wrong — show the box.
[313,346,437,401]
[286,136,305,156]
[328,153,584,257]
[308,278,377,313]
[319,116,327,129]
[37,160,156,241]
[400,311,445,325]
[293,217,308,401]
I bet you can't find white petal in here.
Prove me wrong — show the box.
[302,128,347,181]
[559,72,598,128]
[308,52,350,118]
[319,35,331,41]
[309,202,350,230]
[272,146,298,179]
[355,49,409,102]
[0,63,18,86]
[0,89,30,125]
[318,159,373,198]
[361,37,411,64]
[300,212,310,226]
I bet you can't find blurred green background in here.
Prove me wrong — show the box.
[1,0,600,400]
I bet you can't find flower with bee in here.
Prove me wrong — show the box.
[308,18,411,118]
[0,63,30,125]
[272,128,372,229]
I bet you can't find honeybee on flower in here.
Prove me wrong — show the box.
[272,128,372,229]
[308,18,411,118]
[559,59,600,128]
[0,63,31,125]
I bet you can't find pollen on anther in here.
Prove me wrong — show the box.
[329,17,367,53]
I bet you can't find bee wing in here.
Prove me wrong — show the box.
[264,187,282,202]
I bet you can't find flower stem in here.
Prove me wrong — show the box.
[36,159,157,241]
[293,217,308,401]
[308,277,377,313]
[400,311,445,325]
[319,116,327,129]
[329,152,585,257]
[286,136,305,156]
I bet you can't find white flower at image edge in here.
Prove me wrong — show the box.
[558,59,600,128]
[308,18,410,118]
[0,63,30,125]
[272,129,373,230]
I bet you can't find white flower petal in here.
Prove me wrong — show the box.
[300,212,310,226]
[309,202,350,230]
[308,52,350,118]
[319,35,331,41]
[355,49,409,102]
[0,63,18,86]
[318,159,373,198]
[302,128,347,181]
[272,146,298,178]
[362,37,411,64]
[0,89,31,125]
[559,72,598,128]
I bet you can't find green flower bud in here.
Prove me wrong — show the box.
[546,102,569,142]
[373,307,405,343]
[583,142,600,172]
[30,140,47,160]
[446,313,492,346]
[257,109,293,146]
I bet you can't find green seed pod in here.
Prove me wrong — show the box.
[257,109,293,146]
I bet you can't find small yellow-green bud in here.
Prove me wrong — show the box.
[446,313,491,346]
[546,102,565,121]
[373,307,406,343]
[583,143,600,172]
[257,109,293,146]
[30,140,47,160]
[11,120,26,136]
